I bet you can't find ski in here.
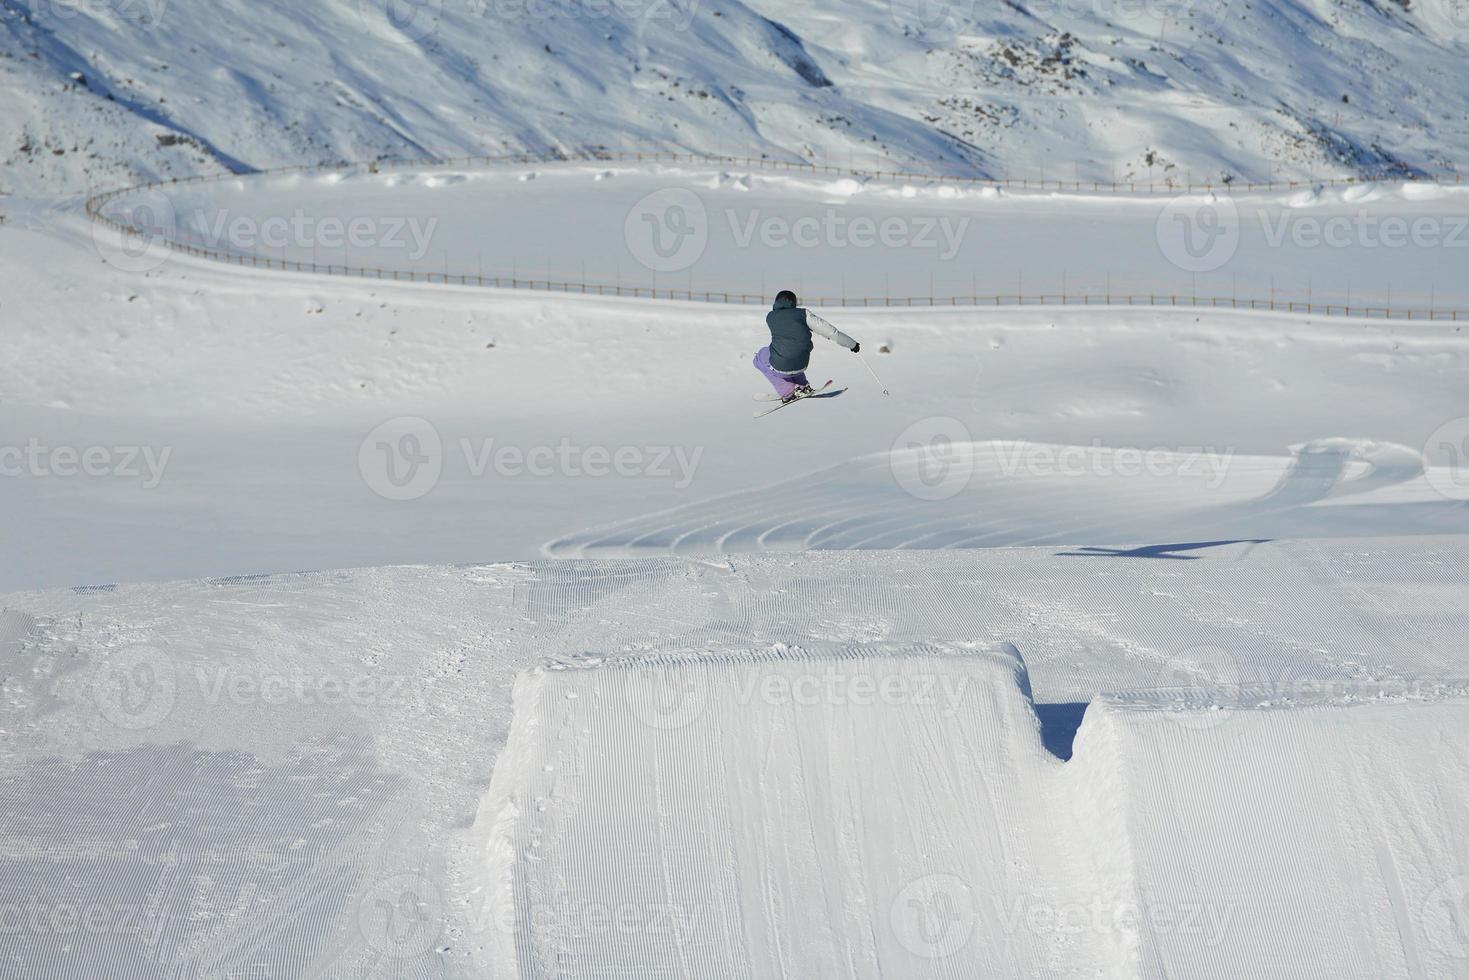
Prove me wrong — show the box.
[753,381,845,418]
[756,379,834,402]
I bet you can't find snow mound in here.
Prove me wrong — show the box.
[469,643,1090,977]
[546,439,1463,557]
[473,643,1469,978]
[1079,696,1469,979]
[4,551,1469,977]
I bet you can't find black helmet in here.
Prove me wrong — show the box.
[775,289,799,305]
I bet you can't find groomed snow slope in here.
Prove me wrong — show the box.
[5,158,1469,978]
[132,163,1469,307]
[473,642,1469,978]
[6,173,1469,593]
[4,544,1469,978]
[547,437,1465,555]
[1085,695,1469,979]
[5,0,1469,195]
[473,644,1097,978]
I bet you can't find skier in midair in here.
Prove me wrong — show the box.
[754,290,861,403]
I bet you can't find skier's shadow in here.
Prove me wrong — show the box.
[1055,539,1272,560]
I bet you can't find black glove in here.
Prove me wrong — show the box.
[851,342,861,354]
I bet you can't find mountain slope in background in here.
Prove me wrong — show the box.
[2,0,1467,194]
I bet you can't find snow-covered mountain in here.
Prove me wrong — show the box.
[3,0,1467,196]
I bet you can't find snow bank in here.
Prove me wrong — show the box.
[546,440,1466,558]
[471,643,1108,977]
[475,646,1469,977]
[1081,696,1469,980]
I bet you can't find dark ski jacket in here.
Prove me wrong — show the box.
[765,295,857,373]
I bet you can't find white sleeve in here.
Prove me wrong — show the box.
[806,312,858,350]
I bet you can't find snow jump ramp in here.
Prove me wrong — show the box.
[469,643,1469,979]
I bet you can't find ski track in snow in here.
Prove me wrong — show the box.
[5,543,1469,977]
[547,437,1463,558]
[5,155,1469,976]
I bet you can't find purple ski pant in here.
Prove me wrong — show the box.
[754,346,808,398]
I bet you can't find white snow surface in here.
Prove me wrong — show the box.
[478,643,1469,978]
[4,160,1469,977]
[7,167,1469,592]
[5,551,1469,978]
[5,0,1469,195]
[131,163,1469,307]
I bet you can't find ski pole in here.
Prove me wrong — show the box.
[857,350,890,396]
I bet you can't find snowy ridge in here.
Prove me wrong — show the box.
[5,0,1469,195]
[546,438,1467,557]
[474,642,1469,978]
